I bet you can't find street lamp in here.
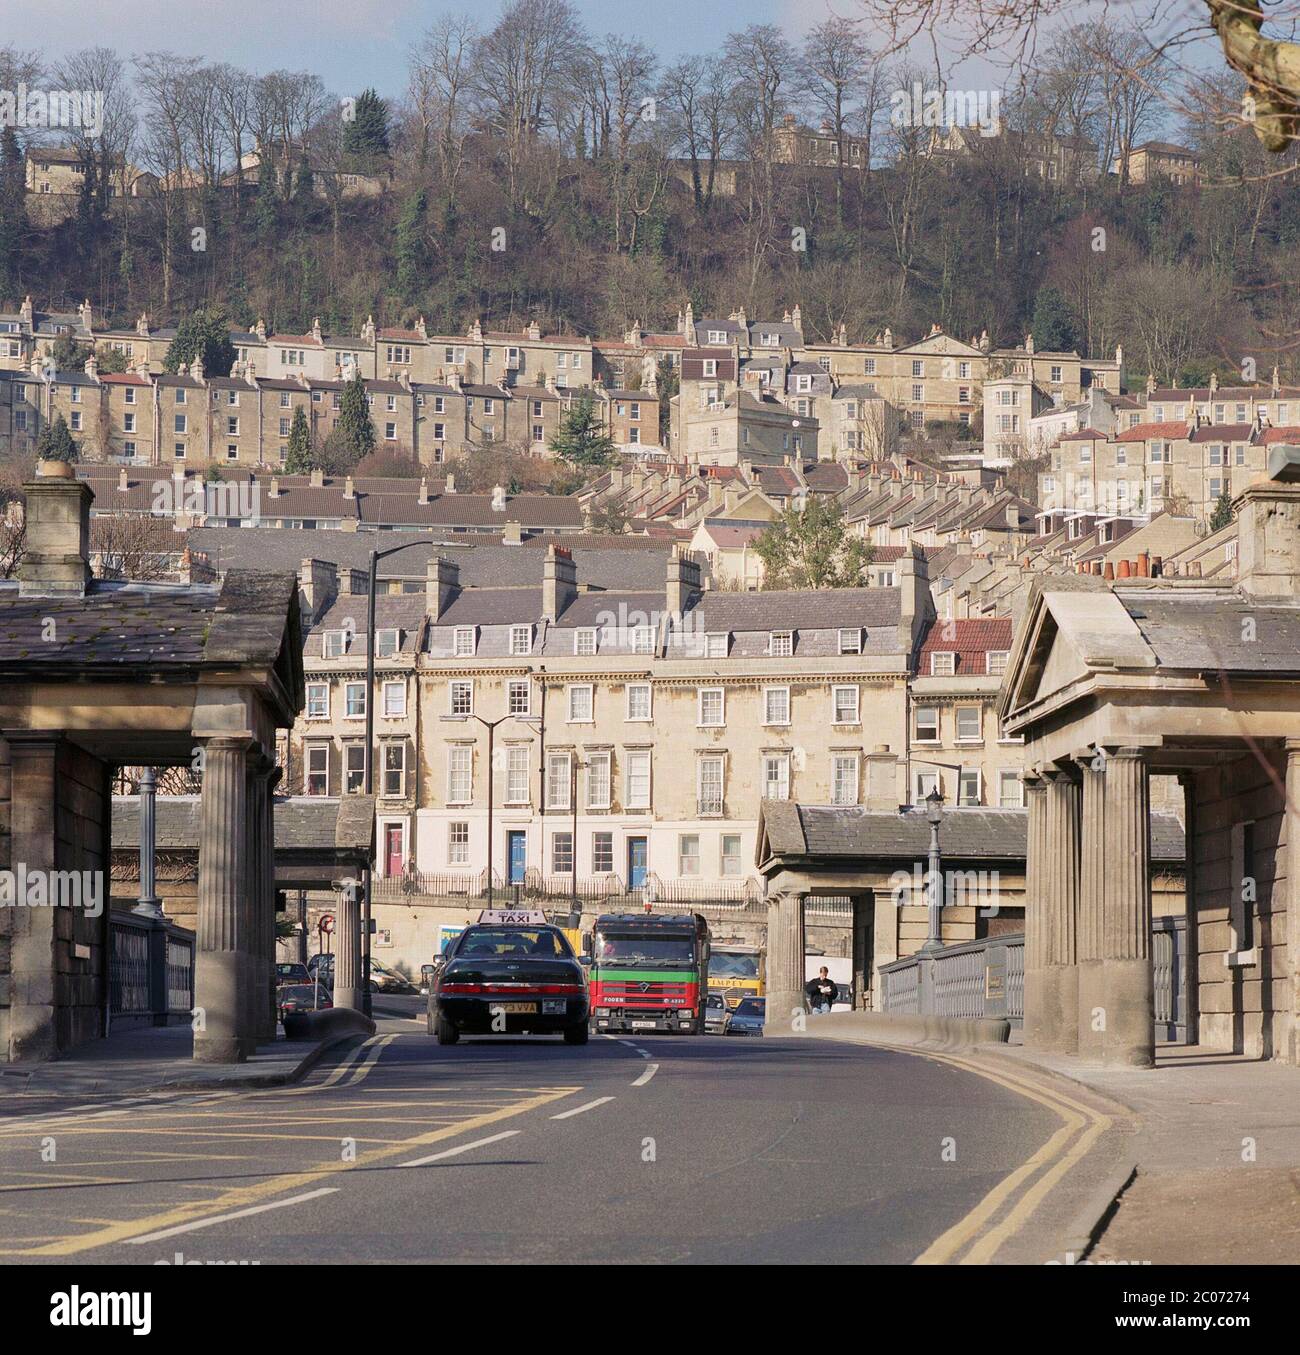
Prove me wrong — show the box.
[469,714,510,907]
[363,541,433,1017]
[568,755,586,930]
[919,786,946,953]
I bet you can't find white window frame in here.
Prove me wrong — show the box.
[914,706,940,742]
[305,743,330,796]
[626,683,652,721]
[624,749,651,809]
[698,755,725,816]
[447,746,473,804]
[508,680,531,717]
[586,751,612,810]
[832,685,860,725]
[832,754,859,806]
[574,627,597,656]
[567,684,594,723]
[344,682,366,719]
[698,687,725,727]
[546,752,572,811]
[381,741,407,798]
[838,628,862,655]
[955,705,982,743]
[382,680,407,718]
[306,682,329,720]
[505,746,530,805]
[448,821,470,866]
[509,625,533,656]
[449,680,474,717]
[930,651,956,676]
[769,631,793,657]
[764,686,791,727]
[762,753,791,801]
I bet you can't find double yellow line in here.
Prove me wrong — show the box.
[828,1036,1120,1264]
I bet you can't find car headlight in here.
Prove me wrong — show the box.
[596,1007,609,1017]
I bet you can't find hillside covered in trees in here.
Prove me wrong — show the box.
[1,1,1298,388]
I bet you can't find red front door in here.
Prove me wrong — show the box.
[384,824,404,877]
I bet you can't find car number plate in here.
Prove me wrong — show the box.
[541,1000,566,1014]
[631,1019,658,1029]
[495,1002,537,1014]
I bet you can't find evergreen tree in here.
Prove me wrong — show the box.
[549,393,615,471]
[1208,490,1234,533]
[164,309,237,376]
[35,412,79,463]
[284,406,313,472]
[343,89,391,158]
[335,371,375,462]
[291,153,315,213]
[0,126,27,293]
[395,188,428,303]
[1031,286,1079,352]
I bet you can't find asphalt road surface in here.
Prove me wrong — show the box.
[0,1011,1066,1265]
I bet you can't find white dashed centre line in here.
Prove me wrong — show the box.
[400,1130,521,1168]
[550,1097,615,1120]
[631,1063,659,1087]
[125,1188,340,1244]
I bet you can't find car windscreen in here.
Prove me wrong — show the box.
[278,986,319,1000]
[454,928,572,958]
[595,933,695,965]
[734,997,765,1017]
[709,952,759,978]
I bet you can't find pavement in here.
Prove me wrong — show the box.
[0,1021,358,1117]
[798,1012,1300,1265]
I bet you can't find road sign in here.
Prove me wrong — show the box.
[319,914,336,934]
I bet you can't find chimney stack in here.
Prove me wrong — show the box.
[425,554,460,620]
[542,545,577,620]
[896,544,934,657]
[1237,445,1300,597]
[18,466,93,598]
[666,544,702,618]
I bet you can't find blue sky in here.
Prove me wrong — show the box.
[12,0,857,95]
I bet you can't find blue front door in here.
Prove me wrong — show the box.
[628,837,648,889]
[508,831,527,885]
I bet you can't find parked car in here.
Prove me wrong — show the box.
[724,996,766,1036]
[704,991,729,1035]
[277,984,332,1021]
[276,962,310,985]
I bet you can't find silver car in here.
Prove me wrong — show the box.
[704,991,729,1035]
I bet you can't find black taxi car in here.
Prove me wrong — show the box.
[428,910,589,1046]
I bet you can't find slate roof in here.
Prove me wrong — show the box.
[113,795,375,854]
[1118,592,1300,673]
[0,571,297,675]
[760,802,1184,863]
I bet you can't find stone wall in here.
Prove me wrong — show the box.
[1191,748,1291,1059]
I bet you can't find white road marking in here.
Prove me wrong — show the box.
[635,1049,651,1059]
[550,1096,615,1120]
[399,1130,521,1167]
[631,1063,659,1087]
[125,1188,340,1244]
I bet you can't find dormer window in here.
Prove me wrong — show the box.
[987,651,1009,676]
[453,626,476,657]
[707,329,727,344]
[509,625,533,656]
[769,631,793,657]
[574,628,597,656]
[705,632,728,658]
[323,630,352,658]
[631,625,655,655]
[838,628,862,654]
[375,628,401,658]
[931,651,956,676]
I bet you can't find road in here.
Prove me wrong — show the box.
[0,1006,1096,1265]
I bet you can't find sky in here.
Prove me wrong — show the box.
[9,0,858,96]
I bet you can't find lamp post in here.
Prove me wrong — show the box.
[568,756,584,928]
[919,787,946,953]
[364,541,432,1017]
[470,715,509,907]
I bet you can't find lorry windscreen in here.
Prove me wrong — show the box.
[596,934,695,965]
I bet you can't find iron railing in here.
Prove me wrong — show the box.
[880,933,1025,1026]
[110,912,194,1024]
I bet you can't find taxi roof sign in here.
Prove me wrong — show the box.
[476,908,549,925]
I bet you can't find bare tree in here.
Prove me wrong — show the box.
[53,48,136,216]
[212,63,254,217]
[661,55,734,212]
[472,0,584,209]
[408,13,478,204]
[800,17,872,218]
[91,514,184,581]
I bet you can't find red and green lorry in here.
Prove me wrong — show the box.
[587,912,710,1035]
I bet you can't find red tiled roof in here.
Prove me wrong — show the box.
[99,372,150,385]
[1254,426,1300,445]
[917,617,1014,661]
[1116,421,1189,441]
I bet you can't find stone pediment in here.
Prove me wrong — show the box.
[897,333,983,358]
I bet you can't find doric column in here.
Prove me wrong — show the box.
[249,757,279,1042]
[195,736,254,1063]
[763,890,806,1033]
[1043,763,1081,1054]
[1101,747,1153,1067]
[1021,773,1050,1049]
[1077,757,1107,1059]
[334,879,364,1013]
